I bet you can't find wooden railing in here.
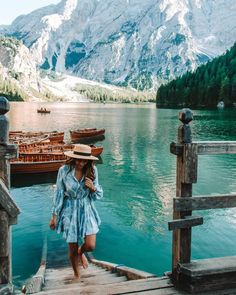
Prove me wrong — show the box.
[0,96,20,294]
[169,108,236,292]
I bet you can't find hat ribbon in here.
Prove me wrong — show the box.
[74,151,91,156]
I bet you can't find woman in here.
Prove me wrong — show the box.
[49,144,103,279]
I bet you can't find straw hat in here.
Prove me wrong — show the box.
[64,144,98,161]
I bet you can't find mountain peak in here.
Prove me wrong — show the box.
[2,0,236,90]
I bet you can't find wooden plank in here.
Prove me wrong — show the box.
[40,277,173,295]
[0,179,20,218]
[0,211,9,257]
[178,256,236,277]
[0,284,14,295]
[168,216,203,231]
[172,123,194,280]
[195,141,236,155]
[174,194,236,211]
[91,259,156,279]
[22,263,46,294]
[140,290,186,295]
[170,142,183,156]
[182,144,198,184]
[170,141,236,156]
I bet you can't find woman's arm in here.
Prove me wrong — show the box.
[90,166,103,201]
[50,166,66,226]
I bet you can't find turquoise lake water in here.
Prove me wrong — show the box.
[8,102,236,288]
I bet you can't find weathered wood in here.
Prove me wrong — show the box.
[178,256,236,277]
[177,256,236,293]
[0,211,9,257]
[91,259,156,279]
[168,216,203,231]
[0,179,20,219]
[0,97,19,291]
[22,263,46,294]
[182,144,198,184]
[196,141,236,155]
[170,142,183,156]
[172,115,194,278]
[0,284,13,295]
[171,141,236,156]
[174,194,236,211]
[0,257,10,285]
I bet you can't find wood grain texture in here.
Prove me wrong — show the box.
[174,194,236,211]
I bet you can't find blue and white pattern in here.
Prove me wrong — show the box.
[52,164,103,243]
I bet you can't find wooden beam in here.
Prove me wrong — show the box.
[182,144,198,183]
[170,142,183,155]
[178,256,236,277]
[0,179,20,218]
[171,141,236,156]
[174,194,236,211]
[168,216,203,231]
[195,141,236,155]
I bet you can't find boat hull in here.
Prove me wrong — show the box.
[70,129,105,143]
[11,160,65,174]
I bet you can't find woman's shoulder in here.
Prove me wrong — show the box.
[58,164,71,175]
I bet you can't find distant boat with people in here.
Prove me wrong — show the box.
[37,107,51,114]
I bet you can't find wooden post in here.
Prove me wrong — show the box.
[0,96,19,294]
[172,108,198,283]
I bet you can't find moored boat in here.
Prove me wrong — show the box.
[10,154,66,174]
[9,131,64,146]
[90,145,103,157]
[10,144,103,174]
[70,128,105,143]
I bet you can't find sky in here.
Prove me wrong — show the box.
[0,0,61,25]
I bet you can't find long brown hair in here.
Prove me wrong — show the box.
[65,158,95,180]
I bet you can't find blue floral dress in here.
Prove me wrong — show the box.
[51,164,103,243]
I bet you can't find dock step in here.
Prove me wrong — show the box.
[177,256,236,293]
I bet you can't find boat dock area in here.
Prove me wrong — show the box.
[2,98,236,294]
[22,259,236,295]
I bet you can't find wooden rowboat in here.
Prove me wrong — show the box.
[18,144,103,157]
[70,128,105,143]
[10,154,66,174]
[90,145,103,157]
[10,145,103,174]
[9,131,64,146]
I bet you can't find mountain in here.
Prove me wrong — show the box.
[156,42,236,109]
[1,0,236,90]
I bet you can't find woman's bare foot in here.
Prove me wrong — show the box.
[78,247,89,269]
[65,274,80,282]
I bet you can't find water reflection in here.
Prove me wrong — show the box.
[11,172,57,188]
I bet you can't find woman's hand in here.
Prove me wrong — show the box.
[85,177,96,192]
[49,215,57,230]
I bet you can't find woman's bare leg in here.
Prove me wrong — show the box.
[68,243,80,278]
[79,235,96,269]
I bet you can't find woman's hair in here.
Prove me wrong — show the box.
[65,158,95,180]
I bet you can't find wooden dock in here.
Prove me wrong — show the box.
[22,258,236,295]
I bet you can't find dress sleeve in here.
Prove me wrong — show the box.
[51,166,66,215]
[90,166,103,201]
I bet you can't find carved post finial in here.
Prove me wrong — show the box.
[0,97,10,144]
[178,108,193,144]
